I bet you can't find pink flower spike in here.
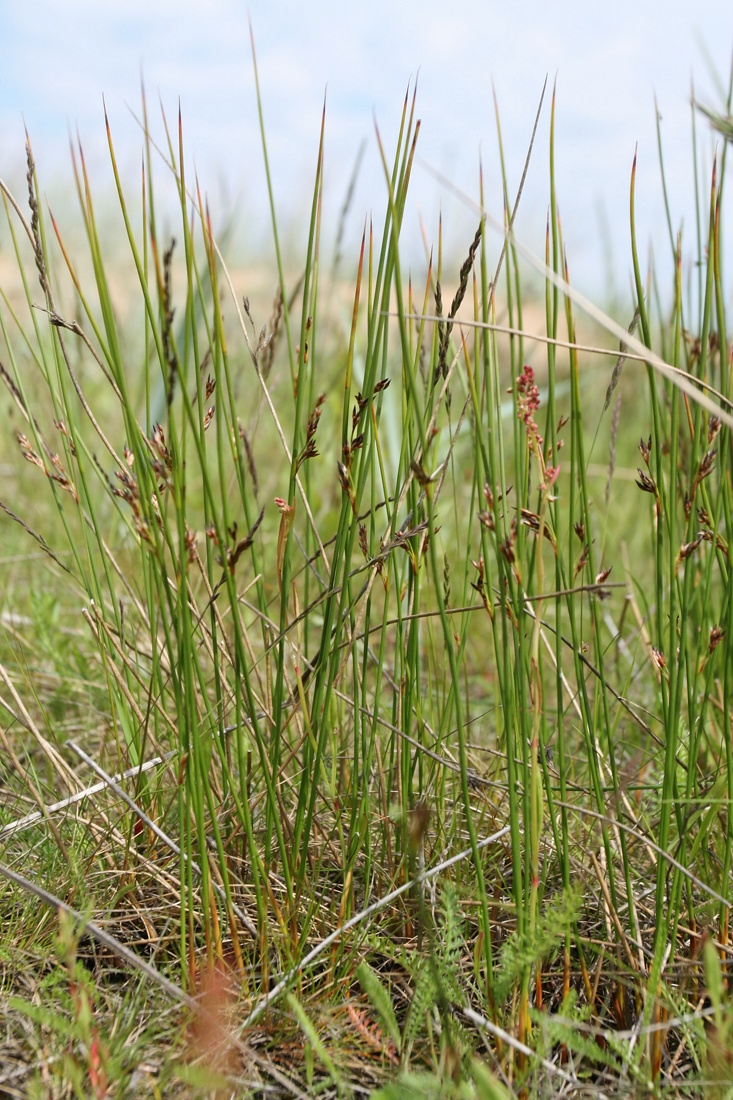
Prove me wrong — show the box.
[517,365,540,414]
[516,365,543,445]
[542,465,560,489]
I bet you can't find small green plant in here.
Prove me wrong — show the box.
[702,937,733,1093]
[9,912,121,1098]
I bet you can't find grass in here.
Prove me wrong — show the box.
[1,41,733,1098]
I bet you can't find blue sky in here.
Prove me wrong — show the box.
[0,1,731,298]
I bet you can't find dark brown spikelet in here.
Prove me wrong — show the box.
[675,535,703,575]
[112,466,150,542]
[635,470,656,494]
[259,286,283,381]
[410,459,431,487]
[17,432,44,470]
[435,276,444,326]
[520,508,556,550]
[416,295,428,384]
[694,448,717,490]
[443,553,451,609]
[295,392,326,473]
[112,467,138,505]
[470,556,492,618]
[296,439,318,469]
[352,392,369,434]
[574,543,590,578]
[699,528,729,557]
[18,432,78,501]
[679,536,702,560]
[225,507,265,574]
[148,423,173,471]
[238,421,259,498]
[499,534,515,566]
[594,565,613,600]
[337,461,356,513]
[434,222,482,384]
[606,393,622,506]
[708,415,722,443]
[604,306,640,412]
[161,238,178,406]
[350,379,390,441]
[49,453,78,502]
[184,525,197,565]
[479,482,496,530]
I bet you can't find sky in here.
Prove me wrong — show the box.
[0,1,731,302]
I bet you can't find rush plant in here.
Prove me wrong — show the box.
[0,46,732,1098]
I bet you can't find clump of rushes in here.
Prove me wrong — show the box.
[0,50,732,1099]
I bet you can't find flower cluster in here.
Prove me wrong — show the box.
[516,365,543,447]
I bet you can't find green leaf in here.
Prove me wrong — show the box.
[357,960,402,1052]
[704,937,725,1031]
[470,1058,513,1100]
[287,993,347,1097]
